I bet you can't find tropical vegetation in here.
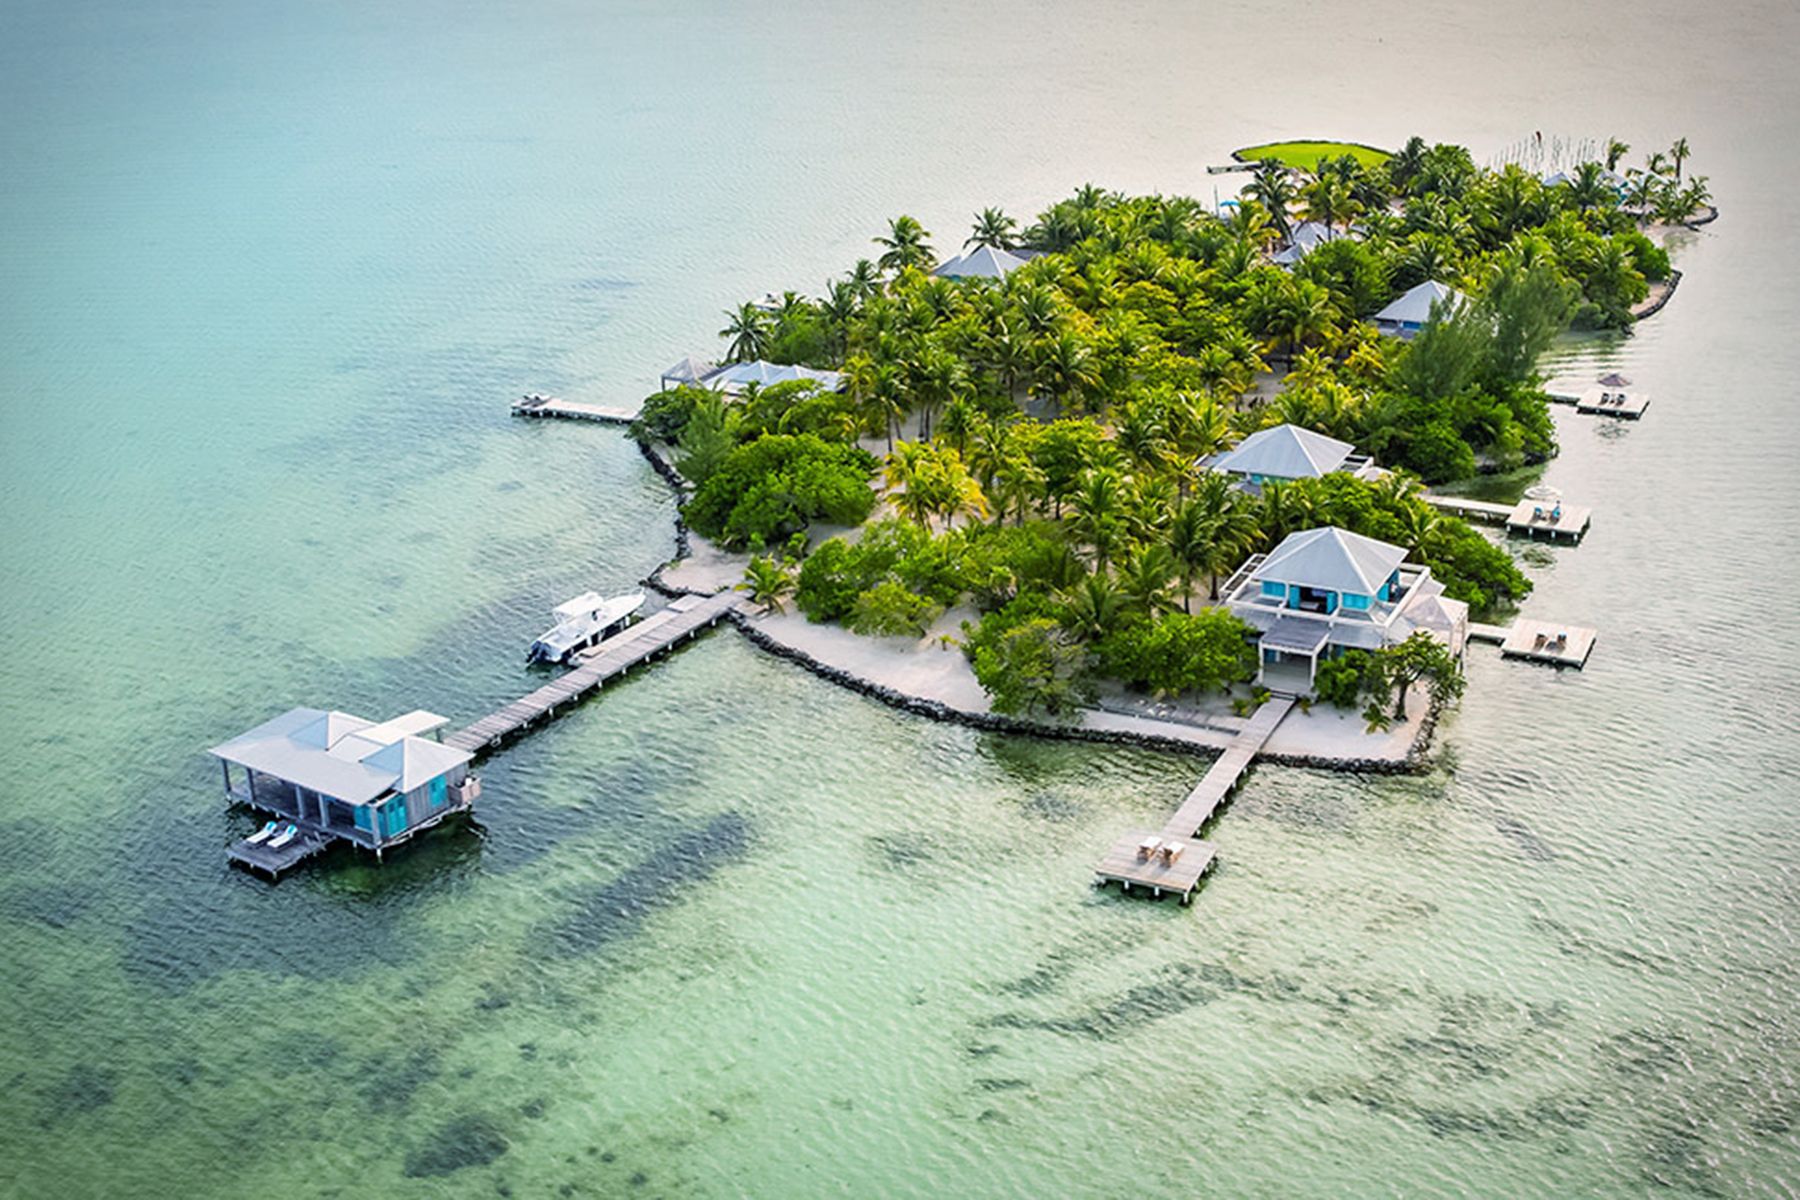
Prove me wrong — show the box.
[627,133,1699,715]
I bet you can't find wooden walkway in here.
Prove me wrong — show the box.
[1423,494,1592,543]
[1094,695,1296,903]
[511,394,640,425]
[446,591,742,755]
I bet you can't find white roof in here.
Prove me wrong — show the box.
[933,245,1030,279]
[661,356,718,385]
[1373,280,1467,327]
[1252,526,1410,595]
[1213,424,1356,480]
[210,706,471,805]
[705,361,844,393]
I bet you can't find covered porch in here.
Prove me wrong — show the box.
[1257,616,1331,693]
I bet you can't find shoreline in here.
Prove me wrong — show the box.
[634,443,1442,776]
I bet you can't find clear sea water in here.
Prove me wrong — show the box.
[2,1,1798,1196]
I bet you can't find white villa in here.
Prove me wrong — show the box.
[1222,526,1468,690]
[1207,423,1385,489]
[1372,280,1468,338]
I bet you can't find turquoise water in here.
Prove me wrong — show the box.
[4,1,1799,1195]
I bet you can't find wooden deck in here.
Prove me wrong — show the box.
[511,394,640,424]
[1423,494,1591,543]
[1573,388,1649,419]
[1095,695,1295,903]
[1498,618,1597,668]
[445,591,742,755]
[226,828,333,879]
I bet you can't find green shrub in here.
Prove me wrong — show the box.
[684,435,876,548]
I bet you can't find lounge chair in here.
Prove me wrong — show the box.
[1160,842,1184,865]
[1138,837,1162,861]
[1532,506,1545,521]
[245,820,278,845]
[268,824,299,850]
[1532,632,1548,650]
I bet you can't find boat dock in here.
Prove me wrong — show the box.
[1094,695,1296,903]
[1423,494,1592,542]
[1468,618,1597,667]
[512,393,640,425]
[445,591,742,755]
[1547,387,1651,420]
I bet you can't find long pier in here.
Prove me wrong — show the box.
[446,591,742,755]
[511,393,640,425]
[1094,695,1296,903]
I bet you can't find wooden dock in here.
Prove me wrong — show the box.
[226,827,333,879]
[1423,494,1592,543]
[445,591,742,755]
[511,393,640,425]
[1548,387,1650,420]
[1094,695,1296,903]
[1498,618,1597,668]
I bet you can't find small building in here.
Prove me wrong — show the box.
[1206,423,1383,489]
[703,360,845,396]
[659,356,720,391]
[210,707,478,872]
[1270,220,1339,267]
[933,244,1032,280]
[1372,280,1468,339]
[1223,526,1467,691]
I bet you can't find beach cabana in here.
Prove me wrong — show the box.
[1223,526,1467,689]
[1372,280,1468,339]
[933,245,1031,280]
[211,707,476,861]
[704,360,845,396]
[660,356,720,391]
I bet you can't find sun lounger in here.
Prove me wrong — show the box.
[268,824,299,850]
[1532,506,1545,521]
[245,820,278,845]
[1532,633,1548,650]
[1138,836,1162,861]
[1160,841,1184,865]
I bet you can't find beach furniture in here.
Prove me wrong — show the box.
[1159,841,1184,865]
[268,824,299,850]
[1138,836,1162,861]
[245,820,278,845]
[1533,632,1548,650]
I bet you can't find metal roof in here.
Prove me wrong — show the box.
[1373,280,1467,326]
[210,706,471,805]
[1260,616,1332,654]
[1213,424,1355,480]
[660,356,719,385]
[933,245,1030,279]
[704,361,844,393]
[1252,526,1409,596]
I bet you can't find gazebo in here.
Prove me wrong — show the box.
[659,356,720,391]
[703,360,844,396]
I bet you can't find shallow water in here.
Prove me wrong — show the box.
[3,1,1799,1196]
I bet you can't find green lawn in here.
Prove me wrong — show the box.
[1235,140,1393,172]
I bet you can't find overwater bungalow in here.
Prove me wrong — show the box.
[1221,526,1467,691]
[1206,423,1384,489]
[1372,280,1468,339]
[210,707,479,876]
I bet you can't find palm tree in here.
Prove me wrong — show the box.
[1279,279,1340,362]
[719,302,770,363]
[1242,166,1296,239]
[1033,331,1099,414]
[1301,175,1362,235]
[1165,500,1209,612]
[1058,574,1125,643]
[991,452,1046,525]
[737,556,796,612]
[1605,138,1630,171]
[1118,544,1178,617]
[1670,137,1691,182]
[967,207,1018,250]
[1387,136,1428,191]
[846,258,882,302]
[1113,398,1169,476]
[1190,473,1257,598]
[874,215,936,274]
[1069,468,1126,570]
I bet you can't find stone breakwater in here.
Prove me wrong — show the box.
[629,435,1439,775]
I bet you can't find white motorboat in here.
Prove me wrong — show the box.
[528,591,645,664]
